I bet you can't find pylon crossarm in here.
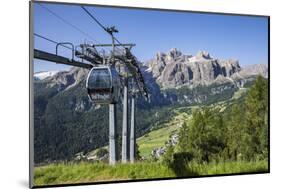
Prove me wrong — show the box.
[34,49,94,69]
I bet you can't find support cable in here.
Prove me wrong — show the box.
[38,3,100,44]
[81,6,108,32]
[81,6,124,51]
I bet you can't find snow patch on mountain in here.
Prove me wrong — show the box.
[34,71,59,80]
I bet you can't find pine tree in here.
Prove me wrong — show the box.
[179,108,225,162]
[178,121,189,152]
[243,75,268,160]
[225,104,245,160]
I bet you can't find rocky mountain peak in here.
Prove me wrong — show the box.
[196,50,211,59]
[166,48,182,60]
[156,52,165,61]
[145,49,248,88]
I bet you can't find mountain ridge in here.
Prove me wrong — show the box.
[145,48,267,89]
[34,48,268,92]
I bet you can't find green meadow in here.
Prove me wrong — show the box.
[34,160,268,186]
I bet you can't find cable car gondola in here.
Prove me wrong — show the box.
[86,66,120,104]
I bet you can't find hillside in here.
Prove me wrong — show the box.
[136,87,248,159]
[137,111,189,158]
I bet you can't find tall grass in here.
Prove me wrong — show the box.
[34,161,175,186]
[34,160,268,186]
[186,160,268,175]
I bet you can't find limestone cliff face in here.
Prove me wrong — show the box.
[145,48,243,88]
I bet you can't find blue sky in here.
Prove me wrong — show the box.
[33,2,268,72]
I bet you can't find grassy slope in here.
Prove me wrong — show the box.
[34,162,175,186]
[34,160,268,186]
[232,88,248,99]
[137,112,189,158]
